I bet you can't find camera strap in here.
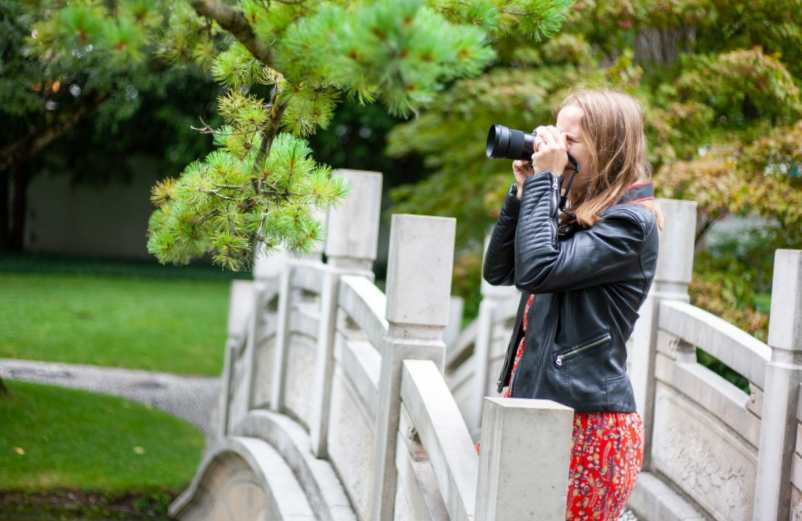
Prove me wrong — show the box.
[559,166,579,211]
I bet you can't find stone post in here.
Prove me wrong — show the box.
[474,397,574,521]
[628,198,696,470]
[323,169,382,271]
[469,231,518,434]
[369,214,456,521]
[753,249,802,521]
[309,170,382,458]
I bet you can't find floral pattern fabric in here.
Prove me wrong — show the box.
[475,292,644,520]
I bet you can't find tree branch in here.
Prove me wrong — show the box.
[189,0,273,65]
[0,93,107,171]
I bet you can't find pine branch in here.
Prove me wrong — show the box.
[189,0,273,65]
[253,83,289,190]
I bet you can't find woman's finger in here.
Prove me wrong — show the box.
[541,127,557,148]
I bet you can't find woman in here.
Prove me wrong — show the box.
[481,88,665,520]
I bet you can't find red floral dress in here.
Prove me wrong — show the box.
[475,293,644,520]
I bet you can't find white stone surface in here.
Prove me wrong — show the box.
[232,410,358,521]
[171,437,315,521]
[475,398,573,521]
[324,169,382,268]
[652,384,756,521]
[654,199,697,295]
[627,471,706,520]
[284,333,317,429]
[400,360,477,521]
[768,250,802,351]
[659,300,770,387]
[328,363,377,521]
[384,214,456,328]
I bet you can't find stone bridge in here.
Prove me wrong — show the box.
[169,170,802,521]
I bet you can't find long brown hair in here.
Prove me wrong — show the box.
[557,88,665,232]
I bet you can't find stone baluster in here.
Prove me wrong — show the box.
[369,214,456,521]
[219,280,257,434]
[628,198,696,470]
[754,249,802,521]
[268,262,294,412]
[474,397,574,521]
[245,203,326,410]
[444,295,464,352]
[270,170,381,412]
[469,231,519,434]
[309,170,382,457]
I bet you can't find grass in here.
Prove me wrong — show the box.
[0,253,243,376]
[0,379,205,493]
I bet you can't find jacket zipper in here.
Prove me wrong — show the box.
[550,176,558,241]
[553,332,611,367]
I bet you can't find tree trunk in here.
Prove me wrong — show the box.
[8,161,31,251]
[0,376,7,396]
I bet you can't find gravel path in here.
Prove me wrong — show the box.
[0,358,220,435]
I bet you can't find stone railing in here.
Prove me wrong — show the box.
[173,169,578,521]
[449,197,802,521]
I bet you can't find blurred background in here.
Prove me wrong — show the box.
[2,0,800,519]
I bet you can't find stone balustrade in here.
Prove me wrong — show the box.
[173,169,575,521]
[177,167,802,521]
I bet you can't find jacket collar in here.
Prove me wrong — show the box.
[616,180,655,205]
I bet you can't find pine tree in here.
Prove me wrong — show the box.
[25,0,572,271]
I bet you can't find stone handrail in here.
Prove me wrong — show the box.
[658,299,771,387]
[337,275,389,348]
[400,360,477,521]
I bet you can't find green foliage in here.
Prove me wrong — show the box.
[147,132,348,270]
[385,0,802,344]
[273,0,498,115]
[22,0,573,270]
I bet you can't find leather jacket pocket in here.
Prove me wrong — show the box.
[547,329,612,407]
[552,330,612,368]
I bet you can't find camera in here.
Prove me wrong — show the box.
[485,124,579,172]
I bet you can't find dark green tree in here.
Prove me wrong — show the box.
[0,0,213,250]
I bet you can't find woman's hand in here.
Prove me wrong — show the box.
[532,125,568,178]
[512,159,534,199]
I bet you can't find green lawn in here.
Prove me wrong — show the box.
[0,270,232,376]
[0,380,204,493]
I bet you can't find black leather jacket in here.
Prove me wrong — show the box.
[482,172,659,412]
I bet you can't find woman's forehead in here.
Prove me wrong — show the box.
[557,104,583,135]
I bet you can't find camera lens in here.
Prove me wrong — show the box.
[486,124,535,160]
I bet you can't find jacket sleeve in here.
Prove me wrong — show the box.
[482,182,521,286]
[514,171,648,293]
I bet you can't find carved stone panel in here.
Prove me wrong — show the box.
[284,333,316,429]
[652,383,757,521]
[251,335,276,409]
[329,364,376,521]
